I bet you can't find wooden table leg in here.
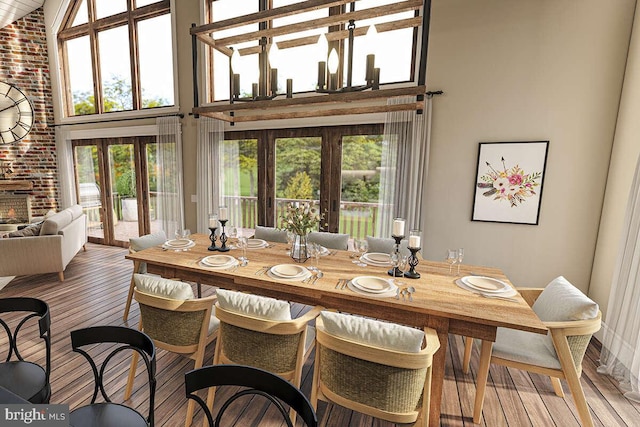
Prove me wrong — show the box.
[428,317,450,427]
[473,340,494,423]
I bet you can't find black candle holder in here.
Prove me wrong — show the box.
[404,247,421,279]
[388,235,405,277]
[208,227,218,251]
[218,219,230,252]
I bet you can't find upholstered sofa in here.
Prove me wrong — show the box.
[0,205,87,281]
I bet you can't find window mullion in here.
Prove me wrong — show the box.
[87,0,103,114]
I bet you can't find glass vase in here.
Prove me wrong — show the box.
[291,233,309,263]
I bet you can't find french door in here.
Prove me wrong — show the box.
[73,136,157,247]
[221,124,385,239]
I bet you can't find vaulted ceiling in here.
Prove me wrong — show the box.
[0,0,44,29]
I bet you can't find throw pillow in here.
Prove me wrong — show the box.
[7,223,43,238]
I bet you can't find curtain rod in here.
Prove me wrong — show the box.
[426,90,443,98]
[53,112,184,127]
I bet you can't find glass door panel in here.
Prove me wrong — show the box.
[75,145,104,240]
[339,134,383,239]
[221,139,258,234]
[108,143,140,243]
[274,137,322,227]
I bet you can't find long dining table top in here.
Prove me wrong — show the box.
[126,233,546,426]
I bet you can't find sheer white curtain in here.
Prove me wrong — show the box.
[196,117,224,233]
[377,95,433,236]
[156,116,184,238]
[55,125,76,209]
[220,141,244,229]
[597,153,640,402]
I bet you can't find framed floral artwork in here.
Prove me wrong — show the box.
[472,141,549,225]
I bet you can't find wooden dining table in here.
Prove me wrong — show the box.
[126,234,546,426]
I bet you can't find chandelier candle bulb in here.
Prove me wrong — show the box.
[373,68,380,90]
[392,218,405,237]
[317,61,326,90]
[365,54,375,83]
[232,74,240,97]
[286,79,293,98]
[252,83,258,99]
[270,68,278,95]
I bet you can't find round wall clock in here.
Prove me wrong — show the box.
[0,81,34,144]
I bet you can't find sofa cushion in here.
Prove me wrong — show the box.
[6,223,42,238]
[216,289,291,321]
[320,311,425,353]
[40,210,73,236]
[133,273,194,300]
[68,205,83,220]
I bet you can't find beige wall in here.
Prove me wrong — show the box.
[590,3,640,319]
[423,0,634,294]
[43,0,637,307]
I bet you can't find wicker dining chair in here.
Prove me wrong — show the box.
[311,311,440,426]
[124,231,167,321]
[125,275,219,427]
[205,289,322,424]
[462,276,601,426]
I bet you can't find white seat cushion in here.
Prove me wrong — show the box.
[133,273,194,300]
[208,307,221,335]
[492,327,561,370]
[216,289,291,321]
[320,311,425,353]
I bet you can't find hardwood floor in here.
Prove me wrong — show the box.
[1,243,639,426]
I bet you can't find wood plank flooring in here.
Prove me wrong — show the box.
[1,243,639,426]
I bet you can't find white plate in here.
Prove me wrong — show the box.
[461,276,510,293]
[271,264,306,278]
[351,276,393,293]
[162,240,195,250]
[247,238,268,249]
[347,280,397,298]
[266,269,311,282]
[200,258,239,269]
[363,252,391,263]
[455,278,517,297]
[165,239,192,247]
[201,255,236,267]
[360,253,392,266]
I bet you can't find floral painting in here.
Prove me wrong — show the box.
[472,141,549,225]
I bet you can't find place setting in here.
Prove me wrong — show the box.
[266,263,313,282]
[455,275,519,301]
[247,238,269,249]
[359,252,392,267]
[343,275,398,298]
[162,229,195,251]
[199,254,239,270]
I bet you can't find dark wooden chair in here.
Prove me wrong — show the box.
[69,326,156,427]
[0,297,51,404]
[184,364,317,427]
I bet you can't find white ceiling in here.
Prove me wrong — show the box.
[0,0,45,30]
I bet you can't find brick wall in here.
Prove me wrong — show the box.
[0,8,58,216]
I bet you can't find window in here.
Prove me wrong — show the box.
[205,0,419,102]
[58,0,174,117]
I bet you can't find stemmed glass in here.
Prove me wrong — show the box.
[355,239,368,267]
[446,249,458,275]
[308,243,321,271]
[228,227,238,249]
[175,229,191,240]
[237,236,248,265]
[456,248,464,275]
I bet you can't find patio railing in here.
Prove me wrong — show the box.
[221,195,380,239]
